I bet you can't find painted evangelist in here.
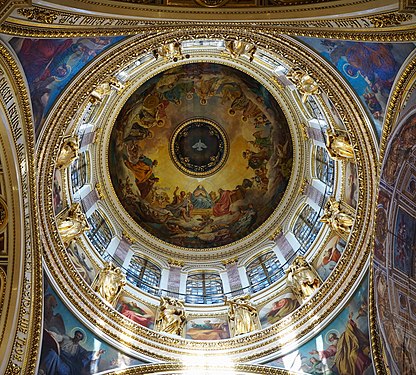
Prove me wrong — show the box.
[266,275,372,375]
[108,63,293,249]
[39,277,144,374]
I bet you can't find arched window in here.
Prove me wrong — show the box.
[315,146,334,191]
[71,151,89,192]
[86,210,113,255]
[293,204,323,252]
[246,251,283,293]
[126,256,161,296]
[186,271,224,304]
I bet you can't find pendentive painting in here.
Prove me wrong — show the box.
[266,275,373,375]
[108,62,293,249]
[185,316,230,340]
[298,38,416,140]
[39,276,145,374]
[8,36,125,134]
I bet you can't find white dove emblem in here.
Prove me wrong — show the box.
[192,139,207,152]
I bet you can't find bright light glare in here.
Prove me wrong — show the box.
[181,351,235,375]
[282,350,302,372]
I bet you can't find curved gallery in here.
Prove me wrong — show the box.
[32,30,379,374]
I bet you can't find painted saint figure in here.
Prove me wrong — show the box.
[41,329,105,375]
[191,184,213,209]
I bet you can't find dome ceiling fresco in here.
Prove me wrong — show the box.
[109,63,293,249]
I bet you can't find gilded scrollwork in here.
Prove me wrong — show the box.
[368,12,412,28]
[193,0,231,7]
[0,197,8,231]
[0,43,42,374]
[17,7,57,24]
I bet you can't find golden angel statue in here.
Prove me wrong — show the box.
[224,39,256,62]
[325,128,355,161]
[93,262,126,306]
[57,203,89,246]
[226,295,258,336]
[286,256,321,303]
[56,136,79,169]
[153,41,188,62]
[287,67,321,103]
[156,296,186,336]
[90,77,124,104]
[320,197,354,236]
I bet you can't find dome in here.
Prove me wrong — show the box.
[108,62,293,249]
[31,28,377,373]
[36,30,377,345]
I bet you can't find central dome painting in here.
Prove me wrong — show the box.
[109,63,293,248]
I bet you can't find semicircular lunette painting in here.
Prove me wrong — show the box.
[109,63,293,249]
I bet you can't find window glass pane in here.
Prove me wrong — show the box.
[127,256,161,296]
[315,146,334,191]
[71,152,89,192]
[246,251,283,293]
[186,272,223,304]
[86,210,112,254]
[293,205,323,251]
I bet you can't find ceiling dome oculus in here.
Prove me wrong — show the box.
[170,118,229,177]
